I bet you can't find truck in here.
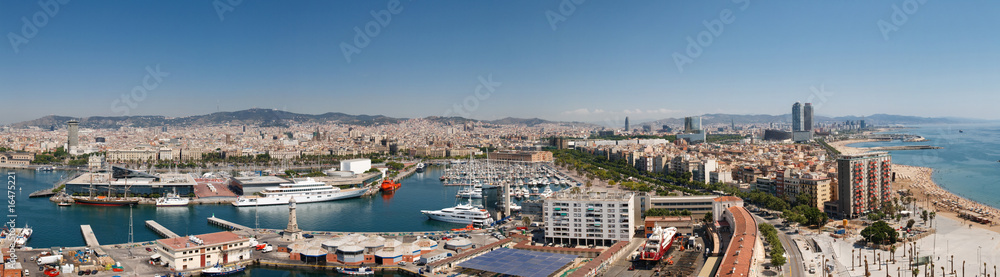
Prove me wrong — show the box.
[37,255,62,265]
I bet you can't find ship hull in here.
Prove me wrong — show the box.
[640,228,677,261]
[233,188,367,207]
[73,199,138,206]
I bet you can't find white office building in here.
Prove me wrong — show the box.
[339,158,372,175]
[543,191,636,246]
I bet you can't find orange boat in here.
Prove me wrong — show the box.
[451,223,478,232]
[380,179,401,192]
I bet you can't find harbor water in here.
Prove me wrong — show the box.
[847,123,1000,208]
[4,166,487,249]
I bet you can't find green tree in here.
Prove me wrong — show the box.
[521,216,531,227]
[704,211,713,223]
[906,219,915,229]
[795,193,812,207]
[771,248,787,268]
[860,220,898,245]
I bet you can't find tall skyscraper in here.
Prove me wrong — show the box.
[803,103,813,131]
[837,152,892,219]
[67,120,79,151]
[624,117,630,131]
[791,102,803,132]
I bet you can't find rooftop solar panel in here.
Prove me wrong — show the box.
[458,248,579,277]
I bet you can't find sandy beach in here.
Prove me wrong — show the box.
[830,139,1000,235]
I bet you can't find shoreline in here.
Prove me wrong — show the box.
[830,138,1000,234]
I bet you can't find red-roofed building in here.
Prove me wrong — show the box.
[716,206,761,277]
[155,231,253,271]
[712,196,744,223]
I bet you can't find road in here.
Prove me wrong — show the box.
[750,210,805,277]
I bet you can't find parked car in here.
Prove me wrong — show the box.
[302,234,314,238]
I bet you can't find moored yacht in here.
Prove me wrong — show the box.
[155,193,190,207]
[421,201,494,226]
[232,177,366,207]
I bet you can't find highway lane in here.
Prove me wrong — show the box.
[750,210,805,277]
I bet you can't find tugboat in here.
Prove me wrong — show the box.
[380,179,402,192]
[201,264,245,277]
[337,267,374,275]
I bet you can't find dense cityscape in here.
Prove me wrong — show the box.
[4,1,1000,277]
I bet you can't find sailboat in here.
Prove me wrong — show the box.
[74,171,138,206]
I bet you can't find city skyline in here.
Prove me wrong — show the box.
[4,1,1000,124]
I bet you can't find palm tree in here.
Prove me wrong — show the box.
[929,212,936,228]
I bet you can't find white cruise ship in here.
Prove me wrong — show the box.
[232,177,367,207]
[421,202,494,226]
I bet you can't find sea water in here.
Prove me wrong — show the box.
[848,123,1000,208]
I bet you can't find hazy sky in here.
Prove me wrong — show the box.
[2,1,999,124]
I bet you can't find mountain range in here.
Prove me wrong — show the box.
[8,109,985,130]
[8,109,590,129]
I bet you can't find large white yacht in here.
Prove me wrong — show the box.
[421,201,494,226]
[232,177,367,207]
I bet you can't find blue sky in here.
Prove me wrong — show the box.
[2,0,999,124]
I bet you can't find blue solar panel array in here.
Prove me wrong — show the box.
[459,248,578,277]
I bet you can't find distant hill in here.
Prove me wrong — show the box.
[10,109,601,129]
[11,108,402,129]
[638,113,984,128]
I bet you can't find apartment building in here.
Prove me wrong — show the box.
[836,152,892,219]
[544,191,636,246]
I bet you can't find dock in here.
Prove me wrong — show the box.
[80,225,100,248]
[208,216,250,231]
[79,225,108,256]
[145,220,180,238]
[29,172,81,198]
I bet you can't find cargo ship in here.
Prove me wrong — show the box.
[640,226,677,261]
[380,179,401,192]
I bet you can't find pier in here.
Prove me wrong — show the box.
[29,172,81,198]
[208,216,250,231]
[80,225,100,248]
[145,220,180,238]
